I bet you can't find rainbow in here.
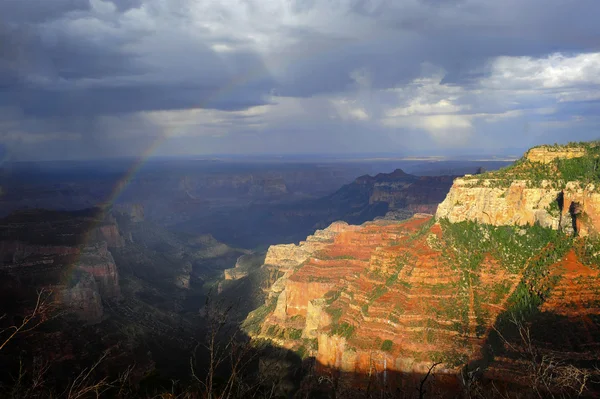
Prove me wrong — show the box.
[61,66,271,291]
[102,69,271,209]
[62,31,366,290]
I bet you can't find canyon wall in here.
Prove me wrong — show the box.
[436,179,600,235]
[245,142,600,388]
[246,215,515,376]
[525,146,586,164]
[0,209,123,323]
[437,143,600,236]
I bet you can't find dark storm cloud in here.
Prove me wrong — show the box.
[285,0,600,94]
[0,0,599,160]
[3,0,600,114]
[0,0,91,23]
[3,83,274,117]
[0,15,276,116]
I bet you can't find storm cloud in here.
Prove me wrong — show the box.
[1,0,599,160]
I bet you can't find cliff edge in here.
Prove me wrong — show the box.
[243,141,600,392]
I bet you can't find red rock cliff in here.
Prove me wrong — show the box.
[245,142,600,389]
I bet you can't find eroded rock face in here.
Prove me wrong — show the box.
[245,216,600,385]
[248,216,511,376]
[244,143,600,391]
[525,146,586,164]
[370,174,455,213]
[0,208,123,323]
[175,261,192,289]
[77,242,120,299]
[436,179,600,236]
[114,203,145,223]
[436,143,600,236]
[224,253,264,280]
[61,269,104,323]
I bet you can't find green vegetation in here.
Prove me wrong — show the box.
[325,289,342,304]
[409,217,437,242]
[381,339,393,352]
[439,218,572,339]
[368,285,388,301]
[547,198,561,217]
[331,322,356,339]
[361,303,369,315]
[556,147,600,184]
[333,254,356,260]
[426,328,436,343]
[576,236,600,269]
[288,328,303,340]
[316,253,356,260]
[326,307,343,324]
[295,345,308,359]
[490,281,512,303]
[431,350,469,368]
[308,276,330,282]
[385,273,398,286]
[462,141,600,189]
[440,219,567,274]
[242,297,277,335]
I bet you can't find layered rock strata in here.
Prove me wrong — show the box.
[245,142,600,389]
[0,208,123,323]
[437,143,600,236]
[436,180,600,235]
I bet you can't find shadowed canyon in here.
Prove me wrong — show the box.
[2,146,600,397]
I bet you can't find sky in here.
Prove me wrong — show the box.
[1,0,599,161]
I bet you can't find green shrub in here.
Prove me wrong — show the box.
[288,328,303,340]
[326,307,343,324]
[369,285,388,301]
[332,322,355,339]
[325,289,342,304]
[381,339,393,352]
[386,273,398,286]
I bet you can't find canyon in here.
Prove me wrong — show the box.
[243,143,600,394]
[4,145,595,396]
[0,208,122,323]
[200,168,457,248]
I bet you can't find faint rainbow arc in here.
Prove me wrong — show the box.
[58,67,272,290]
[101,67,272,209]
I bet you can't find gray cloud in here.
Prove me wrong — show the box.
[0,0,91,23]
[0,0,599,160]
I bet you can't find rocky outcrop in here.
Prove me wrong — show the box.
[325,169,455,219]
[247,216,499,374]
[246,214,600,383]
[76,242,120,298]
[94,223,125,248]
[175,261,192,289]
[245,142,600,389]
[114,203,145,222]
[437,144,600,236]
[61,269,104,323]
[223,253,264,280]
[369,173,455,213]
[435,179,600,232]
[0,208,122,323]
[525,146,586,164]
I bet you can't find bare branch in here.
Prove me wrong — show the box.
[418,362,440,399]
[0,288,57,352]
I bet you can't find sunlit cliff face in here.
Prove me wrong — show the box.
[243,143,600,390]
